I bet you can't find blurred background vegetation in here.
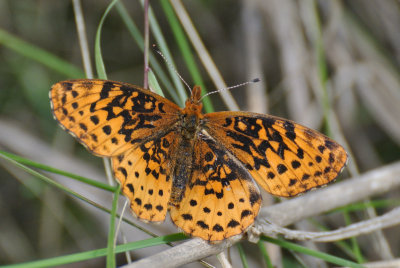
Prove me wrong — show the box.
[0,0,400,267]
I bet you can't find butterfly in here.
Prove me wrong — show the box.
[50,79,347,242]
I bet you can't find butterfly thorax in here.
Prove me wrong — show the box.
[180,85,204,139]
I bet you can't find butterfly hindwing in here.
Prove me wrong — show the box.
[204,111,348,197]
[170,132,261,241]
[113,129,180,222]
[50,79,181,156]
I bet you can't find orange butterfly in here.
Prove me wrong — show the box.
[50,79,347,242]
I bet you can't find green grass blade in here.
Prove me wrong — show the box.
[106,185,121,268]
[0,28,84,78]
[0,150,166,243]
[237,243,249,268]
[311,1,330,135]
[0,152,107,210]
[343,213,365,263]
[95,0,120,79]
[160,0,214,113]
[148,69,164,97]
[140,0,187,106]
[261,236,365,268]
[308,218,357,261]
[257,241,274,268]
[115,2,179,103]
[0,150,115,192]
[4,233,187,268]
[93,2,122,266]
[331,199,400,213]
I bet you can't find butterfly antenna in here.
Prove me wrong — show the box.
[199,78,260,102]
[152,44,192,93]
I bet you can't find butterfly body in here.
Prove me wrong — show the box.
[50,79,347,242]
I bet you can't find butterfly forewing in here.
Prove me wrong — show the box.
[50,79,181,156]
[204,111,347,197]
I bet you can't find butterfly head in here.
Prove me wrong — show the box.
[184,85,203,116]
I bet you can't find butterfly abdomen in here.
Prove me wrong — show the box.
[169,137,195,207]
[169,110,203,206]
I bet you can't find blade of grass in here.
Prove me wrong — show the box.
[93,2,122,266]
[160,0,214,113]
[115,2,179,103]
[237,243,249,268]
[261,236,365,268]
[330,199,400,214]
[5,233,187,268]
[107,185,121,268]
[308,218,358,261]
[0,28,84,78]
[139,0,187,107]
[257,241,274,268]
[0,150,115,192]
[72,0,94,78]
[148,69,165,96]
[343,213,365,264]
[310,0,330,135]
[0,150,166,240]
[311,2,365,264]
[94,0,120,79]
[0,152,108,210]
[143,0,150,89]
[169,0,239,111]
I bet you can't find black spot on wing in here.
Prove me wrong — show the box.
[227,219,240,228]
[144,203,152,210]
[90,115,99,125]
[196,220,209,230]
[284,121,296,141]
[241,210,252,219]
[329,153,335,163]
[118,167,127,177]
[212,224,224,232]
[302,174,310,181]
[291,160,301,169]
[297,148,304,159]
[249,190,261,206]
[190,199,197,206]
[100,81,113,99]
[79,123,87,131]
[134,198,142,205]
[203,207,211,213]
[325,139,336,149]
[182,214,193,221]
[102,125,111,135]
[126,183,134,193]
[277,164,288,174]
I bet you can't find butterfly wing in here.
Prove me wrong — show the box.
[170,132,262,241]
[50,79,181,156]
[113,129,180,222]
[204,111,348,197]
